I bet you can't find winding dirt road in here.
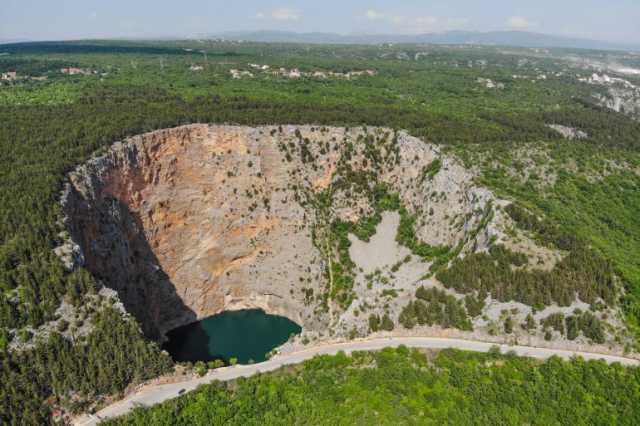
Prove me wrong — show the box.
[74,336,639,425]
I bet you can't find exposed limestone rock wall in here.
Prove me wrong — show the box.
[594,87,640,119]
[60,124,535,341]
[62,125,329,339]
[582,73,640,120]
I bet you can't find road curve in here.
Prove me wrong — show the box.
[74,336,639,425]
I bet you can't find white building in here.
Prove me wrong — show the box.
[1,71,17,81]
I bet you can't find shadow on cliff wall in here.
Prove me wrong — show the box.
[67,189,197,341]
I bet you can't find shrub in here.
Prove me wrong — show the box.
[504,316,514,334]
[194,361,207,377]
[380,314,395,331]
[542,313,565,335]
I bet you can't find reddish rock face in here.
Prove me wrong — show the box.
[64,125,328,339]
[61,124,507,342]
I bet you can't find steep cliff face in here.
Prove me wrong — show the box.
[63,125,328,339]
[60,124,541,341]
[583,73,640,120]
[594,88,640,120]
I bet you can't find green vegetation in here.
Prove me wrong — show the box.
[1,40,640,422]
[320,173,454,310]
[367,313,394,332]
[303,129,402,310]
[396,206,452,261]
[456,139,640,341]
[368,313,381,332]
[543,310,606,343]
[420,158,442,182]
[503,316,514,334]
[565,310,605,343]
[464,293,486,317]
[0,81,80,106]
[105,346,640,426]
[542,313,566,335]
[436,241,616,310]
[522,313,537,331]
[399,286,472,331]
[1,307,171,424]
[325,220,357,309]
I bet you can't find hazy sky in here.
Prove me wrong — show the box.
[2,0,639,43]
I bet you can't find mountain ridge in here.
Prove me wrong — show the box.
[210,30,640,52]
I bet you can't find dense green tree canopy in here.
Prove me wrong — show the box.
[106,347,640,426]
[1,40,640,424]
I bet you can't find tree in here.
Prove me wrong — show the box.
[542,313,565,335]
[522,313,536,332]
[0,329,8,352]
[381,314,395,331]
[504,316,513,334]
[399,302,417,329]
[208,359,225,369]
[194,361,207,377]
[565,316,579,340]
[57,319,69,332]
[369,314,380,332]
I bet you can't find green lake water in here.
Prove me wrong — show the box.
[162,309,301,364]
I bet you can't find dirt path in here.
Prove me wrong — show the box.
[73,336,639,426]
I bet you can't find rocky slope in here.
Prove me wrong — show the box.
[57,124,625,348]
[582,73,640,120]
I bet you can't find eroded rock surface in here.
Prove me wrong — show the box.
[63,125,327,338]
[59,124,562,341]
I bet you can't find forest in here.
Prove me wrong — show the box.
[1,40,640,423]
[105,346,640,425]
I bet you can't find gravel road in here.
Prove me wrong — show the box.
[74,336,639,425]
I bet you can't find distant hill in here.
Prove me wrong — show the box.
[212,30,640,52]
[0,38,30,45]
